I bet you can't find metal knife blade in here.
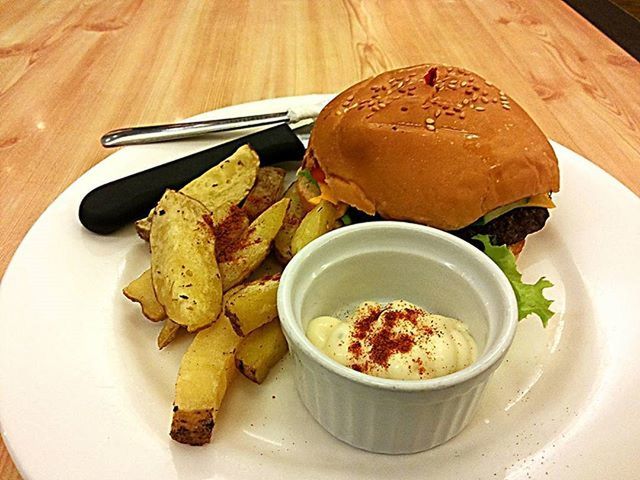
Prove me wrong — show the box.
[100,96,331,148]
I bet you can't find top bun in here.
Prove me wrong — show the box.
[305,64,559,230]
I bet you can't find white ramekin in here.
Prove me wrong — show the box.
[277,222,518,454]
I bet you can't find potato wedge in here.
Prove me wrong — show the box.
[136,145,259,240]
[157,319,182,349]
[296,171,321,212]
[210,204,250,263]
[133,204,249,315]
[123,270,166,321]
[224,275,280,336]
[235,319,288,384]
[290,200,340,256]
[170,313,240,445]
[242,167,286,220]
[274,180,307,264]
[219,198,289,291]
[248,253,283,281]
[150,190,222,332]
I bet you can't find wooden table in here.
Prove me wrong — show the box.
[0,1,638,478]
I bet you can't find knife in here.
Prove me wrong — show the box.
[79,123,308,234]
[101,97,330,147]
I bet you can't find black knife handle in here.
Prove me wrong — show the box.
[78,124,305,234]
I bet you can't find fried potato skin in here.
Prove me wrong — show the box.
[170,314,240,445]
[123,269,166,321]
[224,275,280,336]
[290,200,340,256]
[242,167,286,220]
[157,319,182,349]
[218,198,289,291]
[274,181,307,264]
[150,190,222,332]
[235,319,288,384]
[136,145,259,240]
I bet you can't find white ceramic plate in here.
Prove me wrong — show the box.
[1,96,639,480]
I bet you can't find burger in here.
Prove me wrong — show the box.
[300,64,559,257]
[299,64,558,325]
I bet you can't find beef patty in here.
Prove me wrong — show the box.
[452,207,550,246]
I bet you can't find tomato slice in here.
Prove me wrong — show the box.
[311,165,326,184]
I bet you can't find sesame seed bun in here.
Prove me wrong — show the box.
[304,64,560,231]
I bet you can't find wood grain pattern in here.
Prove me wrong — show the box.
[0,1,638,477]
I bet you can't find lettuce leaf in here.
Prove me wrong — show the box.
[473,235,554,327]
[297,169,319,188]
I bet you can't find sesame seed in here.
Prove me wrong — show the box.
[481,97,489,103]
[379,102,386,107]
[347,94,354,101]
[381,85,387,90]
[401,106,408,112]
[453,106,461,112]
[366,113,374,118]
[460,112,466,119]
[492,97,498,103]
[342,101,350,107]
[483,90,489,96]
[476,106,486,111]
[500,95,508,101]
[449,85,457,90]
[426,124,436,131]
[442,104,449,109]
[368,100,375,106]
[465,88,473,95]
[499,90,505,95]
[426,118,435,124]
[408,85,416,90]
[472,85,480,91]
[408,92,415,96]
[445,110,455,115]
[358,105,366,110]
[461,81,468,87]
[408,73,417,77]
[462,98,470,105]
[372,106,380,111]
[468,77,475,83]
[398,88,406,93]
[472,93,479,101]
[470,104,476,109]
[447,67,453,72]
[435,109,442,117]
[502,104,511,110]
[485,81,493,86]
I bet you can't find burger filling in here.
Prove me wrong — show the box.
[452,207,550,246]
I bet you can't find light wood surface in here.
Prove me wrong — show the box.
[0,1,638,478]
